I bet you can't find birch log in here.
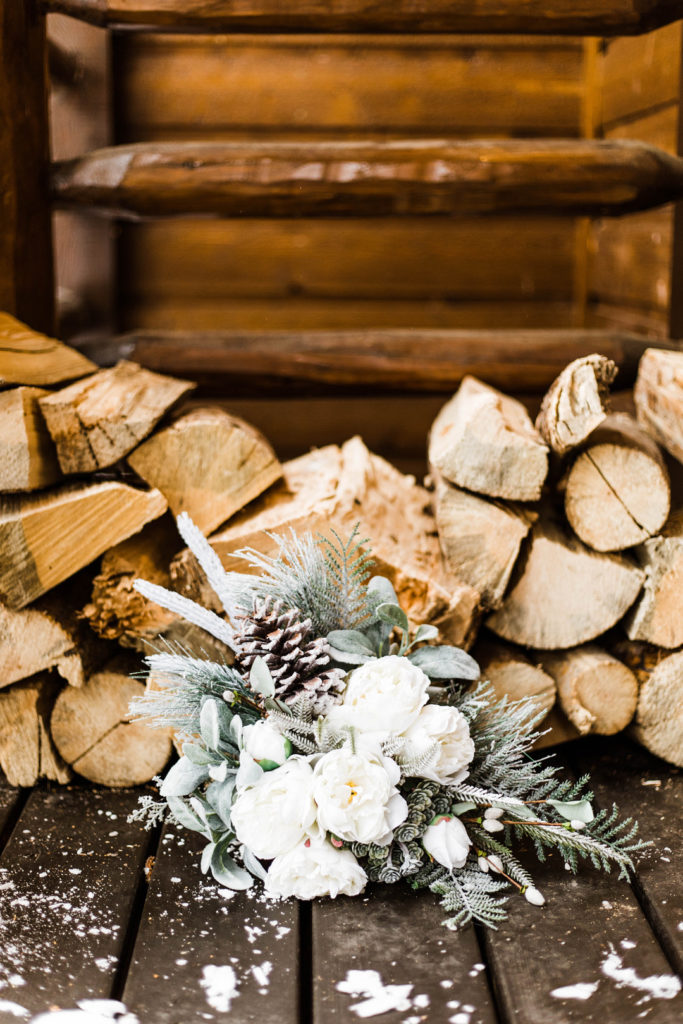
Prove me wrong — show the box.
[0,387,61,492]
[563,413,670,551]
[0,673,71,786]
[538,646,638,735]
[39,360,195,473]
[429,376,548,501]
[634,347,683,464]
[127,407,281,535]
[535,354,617,455]
[486,517,643,649]
[625,509,683,649]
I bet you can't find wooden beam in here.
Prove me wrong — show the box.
[52,139,683,219]
[669,27,683,339]
[42,0,683,36]
[90,328,679,395]
[0,2,54,333]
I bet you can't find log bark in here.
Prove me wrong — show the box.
[96,328,664,396]
[429,376,548,502]
[51,656,174,786]
[0,481,167,608]
[611,642,683,768]
[486,517,644,649]
[38,360,195,474]
[171,438,481,648]
[535,354,618,455]
[634,347,683,464]
[0,386,61,492]
[52,139,683,219]
[563,413,670,551]
[625,509,683,649]
[476,639,556,717]
[538,645,638,736]
[0,673,71,786]
[0,312,96,386]
[44,0,683,36]
[127,407,281,535]
[434,477,535,609]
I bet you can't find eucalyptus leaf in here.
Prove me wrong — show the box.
[327,629,376,658]
[183,742,218,767]
[367,576,399,606]
[413,623,439,644]
[236,750,264,790]
[250,656,275,698]
[408,645,480,681]
[451,801,477,815]
[201,841,215,875]
[376,602,410,634]
[166,796,207,835]
[160,756,209,798]
[206,776,236,828]
[547,798,595,824]
[211,839,253,891]
[241,845,269,883]
[200,699,220,751]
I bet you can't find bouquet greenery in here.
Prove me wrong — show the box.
[130,514,647,930]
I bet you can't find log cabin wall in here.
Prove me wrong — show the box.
[586,23,682,337]
[112,34,586,335]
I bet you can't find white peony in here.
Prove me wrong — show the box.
[400,704,475,784]
[422,815,472,870]
[266,838,367,900]
[312,747,407,846]
[326,655,429,737]
[242,719,292,770]
[230,756,316,860]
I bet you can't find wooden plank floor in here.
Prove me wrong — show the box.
[0,737,679,1022]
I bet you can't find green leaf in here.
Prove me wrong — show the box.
[200,698,220,751]
[206,776,236,828]
[241,845,269,883]
[201,841,215,874]
[413,623,439,644]
[328,629,376,664]
[211,838,253,891]
[451,801,477,815]
[376,602,410,634]
[183,742,218,766]
[160,756,209,798]
[547,798,595,824]
[166,795,207,834]
[408,645,480,681]
[250,656,275,698]
[368,576,399,606]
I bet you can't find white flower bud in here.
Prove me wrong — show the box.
[487,854,504,874]
[242,719,292,770]
[483,818,504,833]
[484,807,504,820]
[422,816,472,870]
[524,886,545,906]
[477,856,489,873]
[570,819,587,831]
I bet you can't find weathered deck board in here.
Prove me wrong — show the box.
[123,823,300,1023]
[572,736,683,975]
[312,886,497,1023]
[0,787,152,1020]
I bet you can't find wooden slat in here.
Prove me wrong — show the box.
[483,847,683,1024]
[0,787,151,1018]
[589,208,673,313]
[601,23,682,129]
[52,139,683,219]
[124,823,300,1023]
[0,3,54,334]
[43,0,683,36]
[95,328,673,395]
[116,34,583,142]
[313,886,496,1023]
[572,736,683,975]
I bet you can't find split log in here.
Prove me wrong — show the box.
[51,657,174,786]
[428,376,548,501]
[38,360,195,474]
[634,347,683,464]
[0,312,95,386]
[533,707,581,751]
[0,386,61,492]
[486,517,643,649]
[434,477,535,609]
[0,481,167,608]
[171,438,481,648]
[475,639,556,717]
[535,354,617,455]
[0,673,71,786]
[538,645,638,736]
[625,509,683,649]
[127,407,281,535]
[563,413,670,551]
[612,641,683,768]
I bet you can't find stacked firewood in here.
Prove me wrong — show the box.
[1,312,681,786]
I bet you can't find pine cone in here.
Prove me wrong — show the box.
[233,596,345,715]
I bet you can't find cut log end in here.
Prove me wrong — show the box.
[630,649,683,768]
[536,353,617,455]
[0,674,72,787]
[0,387,61,493]
[539,646,638,736]
[626,509,683,649]
[476,639,556,718]
[634,347,683,465]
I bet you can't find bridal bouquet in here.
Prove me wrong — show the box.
[130,514,646,930]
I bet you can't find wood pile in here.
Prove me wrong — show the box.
[1,314,681,782]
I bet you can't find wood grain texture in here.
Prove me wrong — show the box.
[635,347,683,464]
[97,328,665,395]
[0,387,61,493]
[538,645,638,736]
[0,2,54,333]
[0,312,96,386]
[536,353,616,456]
[601,22,682,128]
[43,0,683,35]
[0,673,71,787]
[0,787,151,1014]
[116,33,583,141]
[626,509,683,649]
[52,139,683,218]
